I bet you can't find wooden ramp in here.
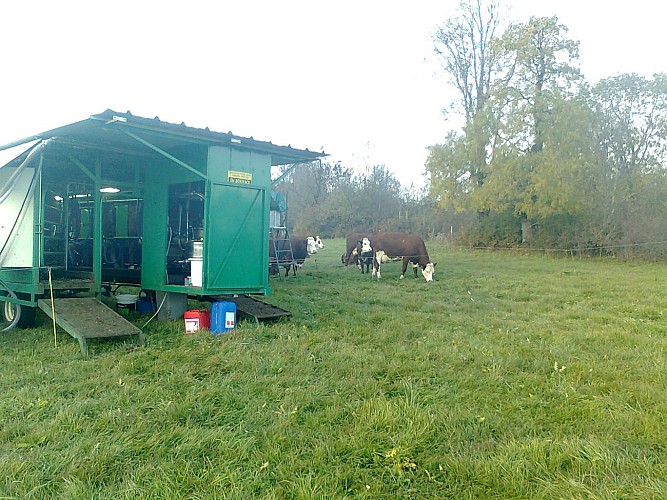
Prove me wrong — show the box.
[216,295,292,323]
[38,298,144,356]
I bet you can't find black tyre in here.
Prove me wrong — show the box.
[15,300,37,328]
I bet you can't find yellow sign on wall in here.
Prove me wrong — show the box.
[228,170,252,185]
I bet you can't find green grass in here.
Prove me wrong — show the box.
[1,241,666,498]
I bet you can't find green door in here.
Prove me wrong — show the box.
[206,183,268,293]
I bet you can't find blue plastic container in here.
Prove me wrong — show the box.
[138,297,156,314]
[210,301,236,334]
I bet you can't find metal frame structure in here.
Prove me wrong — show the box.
[0,109,325,329]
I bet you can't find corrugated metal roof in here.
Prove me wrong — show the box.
[1,109,326,167]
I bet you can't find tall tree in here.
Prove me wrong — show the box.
[587,73,667,244]
[498,16,581,154]
[475,16,586,243]
[591,73,667,174]
[431,0,509,196]
[433,0,506,124]
[481,96,600,218]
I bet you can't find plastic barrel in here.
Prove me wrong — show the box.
[210,301,236,334]
[138,297,155,314]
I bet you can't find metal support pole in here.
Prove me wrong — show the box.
[93,160,103,299]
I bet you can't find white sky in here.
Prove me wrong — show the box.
[1,1,665,190]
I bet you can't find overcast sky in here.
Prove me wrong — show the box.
[1,1,665,189]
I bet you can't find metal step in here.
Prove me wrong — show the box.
[38,297,144,356]
[215,295,292,323]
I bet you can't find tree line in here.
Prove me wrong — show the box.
[427,0,667,257]
[276,0,667,259]
[273,162,471,241]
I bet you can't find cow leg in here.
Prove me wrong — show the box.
[346,252,355,269]
[412,263,419,278]
[373,252,381,278]
[400,257,409,279]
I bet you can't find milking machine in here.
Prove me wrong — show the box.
[166,182,205,285]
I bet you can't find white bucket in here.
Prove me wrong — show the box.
[116,294,139,311]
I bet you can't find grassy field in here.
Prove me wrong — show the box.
[1,239,666,499]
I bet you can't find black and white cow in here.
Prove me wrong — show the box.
[356,237,374,274]
[367,232,436,282]
[269,235,317,277]
[342,232,372,268]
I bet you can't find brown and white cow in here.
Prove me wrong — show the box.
[367,232,436,282]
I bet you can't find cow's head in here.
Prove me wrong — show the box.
[420,262,436,282]
[359,237,372,255]
[306,237,318,255]
[315,236,324,249]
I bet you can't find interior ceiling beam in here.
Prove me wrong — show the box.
[68,156,97,183]
[115,128,207,180]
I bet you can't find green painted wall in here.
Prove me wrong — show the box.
[141,145,272,295]
[204,146,271,294]
[207,146,271,187]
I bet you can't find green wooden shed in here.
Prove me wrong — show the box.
[0,109,325,334]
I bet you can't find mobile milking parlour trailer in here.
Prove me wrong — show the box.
[0,109,325,353]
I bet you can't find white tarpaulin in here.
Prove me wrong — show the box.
[0,140,42,267]
[0,139,40,169]
[0,166,36,267]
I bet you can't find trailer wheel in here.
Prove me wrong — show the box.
[0,282,36,331]
[0,279,20,331]
[14,298,37,328]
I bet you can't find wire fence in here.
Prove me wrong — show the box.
[441,239,667,259]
